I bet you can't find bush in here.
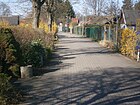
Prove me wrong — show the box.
[10,26,54,49]
[23,40,47,67]
[19,20,58,34]
[39,20,49,33]
[0,28,21,77]
[0,26,55,70]
[120,28,137,58]
[0,73,22,105]
[10,26,54,67]
[0,21,9,27]
[52,22,58,34]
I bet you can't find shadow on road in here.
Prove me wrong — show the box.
[33,45,115,77]
[20,67,140,105]
[33,52,75,76]
[18,33,140,105]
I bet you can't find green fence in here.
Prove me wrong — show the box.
[73,25,102,41]
[85,25,102,41]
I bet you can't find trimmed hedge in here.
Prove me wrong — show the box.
[10,26,54,67]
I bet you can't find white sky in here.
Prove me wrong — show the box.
[0,0,138,16]
[72,0,124,15]
[0,0,31,16]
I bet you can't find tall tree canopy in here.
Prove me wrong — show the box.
[19,0,75,29]
[65,0,75,18]
[41,0,75,24]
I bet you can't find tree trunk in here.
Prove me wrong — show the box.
[48,12,53,32]
[104,25,107,41]
[32,3,41,28]
[32,0,45,29]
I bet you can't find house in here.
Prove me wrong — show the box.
[120,10,140,30]
[86,16,114,25]
[73,15,117,48]
[120,10,140,42]
[0,15,19,25]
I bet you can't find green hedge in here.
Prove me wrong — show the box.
[0,28,21,77]
[0,27,54,77]
[22,40,47,67]
[0,73,22,105]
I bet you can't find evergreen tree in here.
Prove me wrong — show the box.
[65,0,75,18]
[122,0,133,10]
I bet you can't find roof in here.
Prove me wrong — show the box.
[86,16,114,25]
[0,16,19,25]
[122,10,140,25]
[71,18,79,23]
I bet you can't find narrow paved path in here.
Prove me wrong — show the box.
[19,32,140,105]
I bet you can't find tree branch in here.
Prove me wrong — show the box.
[40,0,45,6]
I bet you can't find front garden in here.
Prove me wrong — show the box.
[0,22,57,104]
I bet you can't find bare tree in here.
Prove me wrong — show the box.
[18,0,76,29]
[0,2,12,16]
[104,0,120,16]
[84,0,120,16]
[17,0,45,28]
[84,0,97,15]
[84,0,107,16]
[32,0,45,28]
[97,0,105,16]
[45,0,56,31]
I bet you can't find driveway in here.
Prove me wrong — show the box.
[19,32,140,105]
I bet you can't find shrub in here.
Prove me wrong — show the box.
[120,28,137,58]
[0,21,9,27]
[0,28,21,77]
[10,26,54,48]
[0,26,54,68]
[22,40,47,67]
[19,20,58,34]
[39,20,49,33]
[52,22,58,34]
[0,73,22,105]
[10,26,54,67]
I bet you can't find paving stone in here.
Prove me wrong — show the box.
[19,32,140,105]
